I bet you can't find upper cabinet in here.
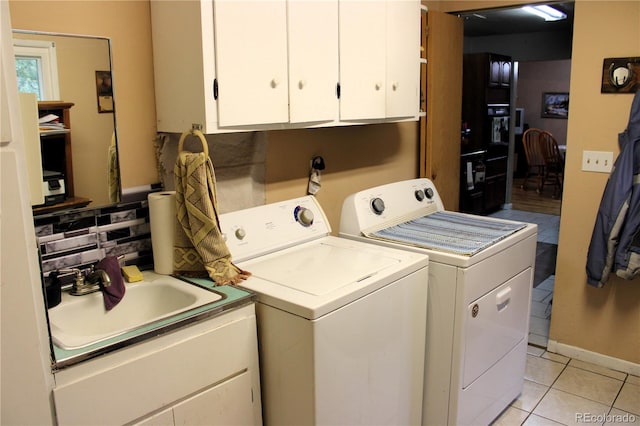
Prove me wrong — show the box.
[288,1,340,124]
[213,0,289,127]
[339,0,420,121]
[386,0,421,119]
[150,0,418,134]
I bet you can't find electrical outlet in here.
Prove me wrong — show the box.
[582,150,613,173]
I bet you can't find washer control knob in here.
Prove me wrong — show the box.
[235,228,246,240]
[295,206,314,226]
[424,188,434,199]
[415,190,425,201]
[371,197,386,215]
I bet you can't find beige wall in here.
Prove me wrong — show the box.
[10,0,640,366]
[9,0,159,190]
[551,0,640,364]
[517,59,571,145]
[265,122,419,230]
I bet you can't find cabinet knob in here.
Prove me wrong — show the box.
[392,82,399,91]
[375,82,382,91]
[270,78,279,88]
[298,80,306,90]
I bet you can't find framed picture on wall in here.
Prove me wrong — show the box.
[96,70,114,113]
[541,92,569,119]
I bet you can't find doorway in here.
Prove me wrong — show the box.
[457,2,574,348]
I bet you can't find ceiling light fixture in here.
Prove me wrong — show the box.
[522,5,567,21]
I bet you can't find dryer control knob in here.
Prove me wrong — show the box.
[415,190,425,201]
[424,188,434,199]
[371,197,386,215]
[295,207,314,226]
[235,228,246,240]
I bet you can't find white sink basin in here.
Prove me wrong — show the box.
[48,272,222,350]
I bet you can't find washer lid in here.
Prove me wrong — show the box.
[247,242,399,295]
[238,236,428,319]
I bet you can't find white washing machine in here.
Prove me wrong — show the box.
[220,196,429,426]
[339,178,537,426]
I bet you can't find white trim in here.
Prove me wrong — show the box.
[13,38,60,100]
[547,339,640,376]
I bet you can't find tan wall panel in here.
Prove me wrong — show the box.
[550,0,640,363]
[266,122,419,232]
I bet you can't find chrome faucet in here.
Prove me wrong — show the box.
[61,267,112,296]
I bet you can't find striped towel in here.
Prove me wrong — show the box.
[173,150,250,285]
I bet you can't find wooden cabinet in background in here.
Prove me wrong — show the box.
[38,101,75,197]
[462,52,512,154]
[461,52,512,214]
[489,56,511,88]
[32,101,91,215]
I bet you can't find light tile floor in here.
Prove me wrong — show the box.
[492,345,640,425]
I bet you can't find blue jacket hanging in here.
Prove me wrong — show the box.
[586,90,640,287]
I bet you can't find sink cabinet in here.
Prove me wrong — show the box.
[150,0,418,133]
[52,304,262,425]
[135,371,255,425]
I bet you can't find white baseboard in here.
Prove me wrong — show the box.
[547,340,640,376]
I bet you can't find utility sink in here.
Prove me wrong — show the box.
[48,272,223,350]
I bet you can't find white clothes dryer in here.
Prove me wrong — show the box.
[220,195,429,426]
[340,178,537,426]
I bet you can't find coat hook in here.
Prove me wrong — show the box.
[311,156,326,171]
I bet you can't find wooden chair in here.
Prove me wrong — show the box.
[521,128,564,197]
[540,131,564,198]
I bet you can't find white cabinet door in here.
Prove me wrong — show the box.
[151,0,417,132]
[173,371,255,426]
[18,93,44,206]
[288,0,339,124]
[135,408,174,426]
[386,0,420,119]
[213,1,289,127]
[339,0,387,121]
[339,0,419,121]
[151,0,217,133]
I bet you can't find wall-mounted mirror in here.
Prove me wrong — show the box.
[12,30,120,214]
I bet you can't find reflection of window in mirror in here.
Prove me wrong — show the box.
[13,39,60,100]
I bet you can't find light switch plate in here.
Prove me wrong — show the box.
[582,150,613,173]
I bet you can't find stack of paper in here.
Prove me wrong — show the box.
[39,114,68,134]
